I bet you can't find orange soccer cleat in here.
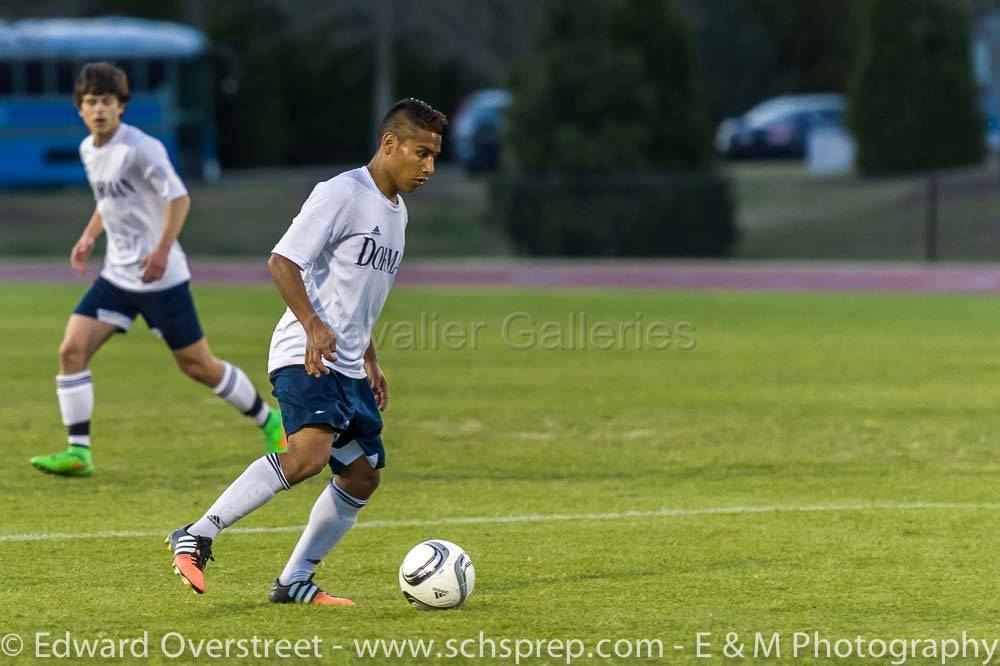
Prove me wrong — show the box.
[165,525,214,595]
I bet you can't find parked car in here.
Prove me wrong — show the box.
[716,94,847,160]
[451,89,512,173]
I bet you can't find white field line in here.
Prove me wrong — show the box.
[2,501,1000,544]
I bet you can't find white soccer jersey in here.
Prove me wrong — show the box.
[79,123,190,292]
[268,166,407,379]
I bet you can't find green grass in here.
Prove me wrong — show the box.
[5,284,1000,663]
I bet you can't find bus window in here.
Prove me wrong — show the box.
[148,59,166,91]
[113,60,135,89]
[56,61,76,94]
[131,60,148,91]
[179,59,194,107]
[25,60,44,95]
[0,63,11,95]
[179,58,204,109]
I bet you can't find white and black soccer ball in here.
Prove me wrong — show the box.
[398,539,475,610]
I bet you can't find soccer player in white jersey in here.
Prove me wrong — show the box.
[29,62,286,478]
[166,98,446,604]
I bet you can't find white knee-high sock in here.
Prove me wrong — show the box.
[278,480,367,585]
[188,453,291,540]
[56,370,93,447]
[213,361,271,426]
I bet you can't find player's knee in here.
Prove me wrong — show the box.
[342,464,380,499]
[368,466,381,488]
[359,467,381,496]
[58,338,88,372]
[280,445,329,484]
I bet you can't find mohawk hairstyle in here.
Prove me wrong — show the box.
[74,62,131,108]
[376,98,448,144]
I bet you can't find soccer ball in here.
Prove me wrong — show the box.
[398,539,475,609]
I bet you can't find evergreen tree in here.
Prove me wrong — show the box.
[849,0,984,174]
[507,0,715,173]
[497,0,736,257]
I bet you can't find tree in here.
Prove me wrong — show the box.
[506,0,714,173]
[682,0,780,123]
[849,0,984,174]
[610,0,715,170]
[495,0,736,257]
[750,0,857,95]
[682,0,858,123]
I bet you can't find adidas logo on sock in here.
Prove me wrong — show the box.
[433,587,449,599]
[207,514,225,529]
[370,226,381,236]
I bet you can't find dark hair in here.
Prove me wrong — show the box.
[74,62,130,108]
[376,98,448,144]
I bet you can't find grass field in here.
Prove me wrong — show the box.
[5,283,1000,663]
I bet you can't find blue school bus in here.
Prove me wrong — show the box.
[0,17,218,186]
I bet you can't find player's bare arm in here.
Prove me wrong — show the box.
[141,194,189,283]
[267,252,337,377]
[364,341,389,411]
[71,208,104,274]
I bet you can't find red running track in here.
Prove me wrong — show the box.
[3,260,1000,293]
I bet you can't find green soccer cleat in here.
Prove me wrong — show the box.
[29,445,93,477]
[261,408,287,453]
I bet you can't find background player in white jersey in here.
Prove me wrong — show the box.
[29,63,286,478]
[166,99,447,604]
